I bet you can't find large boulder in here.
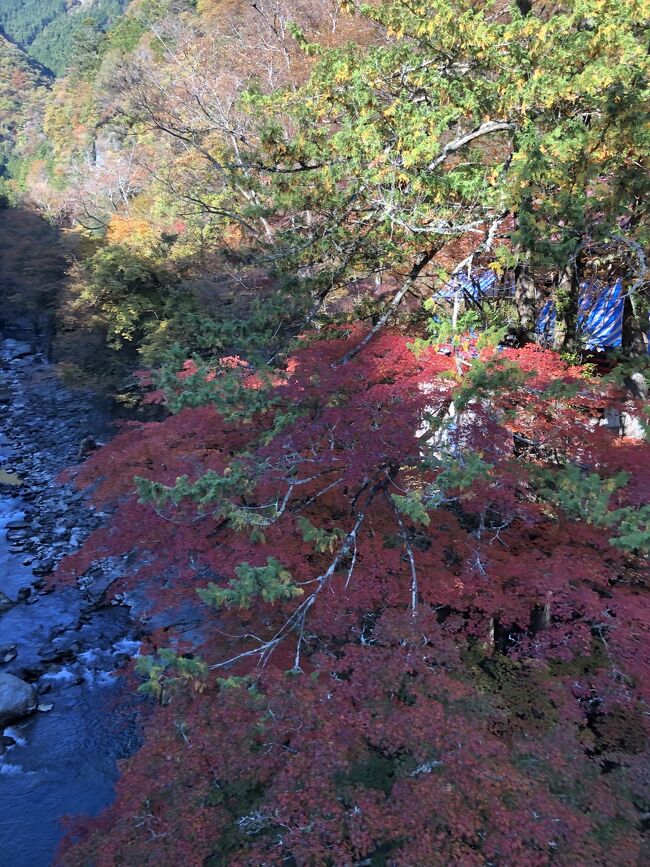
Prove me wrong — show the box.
[0,338,33,360]
[0,673,38,727]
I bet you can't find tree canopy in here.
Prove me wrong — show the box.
[237,0,648,347]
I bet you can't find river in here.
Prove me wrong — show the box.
[0,332,139,867]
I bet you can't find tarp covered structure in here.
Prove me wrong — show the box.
[536,279,624,350]
[438,270,626,349]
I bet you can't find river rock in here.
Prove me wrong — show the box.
[18,666,44,683]
[38,644,77,664]
[32,558,55,576]
[1,339,33,360]
[0,592,14,612]
[0,673,38,726]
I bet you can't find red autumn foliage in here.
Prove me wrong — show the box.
[58,329,649,866]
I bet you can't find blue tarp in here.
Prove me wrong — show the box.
[437,270,505,301]
[578,279,625,349]
[537,279,624,349]
[438,271,626,349]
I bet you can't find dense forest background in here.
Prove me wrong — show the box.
[0,0,130,75]
[1,1,649,864]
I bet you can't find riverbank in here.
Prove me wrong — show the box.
[0,326,141,867]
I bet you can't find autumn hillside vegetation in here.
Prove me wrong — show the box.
[1,0,649,864]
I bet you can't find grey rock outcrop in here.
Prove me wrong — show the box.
[0,673,38,727]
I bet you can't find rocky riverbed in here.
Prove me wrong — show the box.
[0,330,141,867]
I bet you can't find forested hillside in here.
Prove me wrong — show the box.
[0,33,50,195]
[1,0,649,864]
[0,0,130,75]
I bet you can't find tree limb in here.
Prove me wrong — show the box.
[427,121,515,171]
[333,246,438,367]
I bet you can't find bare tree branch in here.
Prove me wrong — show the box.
[427,121,516,171]
[208,505,369,671]
[333,246,438,367]
[388,492,419,616]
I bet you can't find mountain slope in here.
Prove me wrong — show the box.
[0,33,50,182]
[0,0,131,75]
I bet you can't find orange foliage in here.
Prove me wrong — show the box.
[107,215,157,246]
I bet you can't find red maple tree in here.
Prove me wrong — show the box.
[59,328,649,865]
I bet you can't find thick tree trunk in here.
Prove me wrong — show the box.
[514,263,536,341]
[512,201,537,343]
[622,293,649,356]
[553,262,581,352]
[530,602,551,634]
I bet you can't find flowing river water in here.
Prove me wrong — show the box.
[0,330,139,866]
